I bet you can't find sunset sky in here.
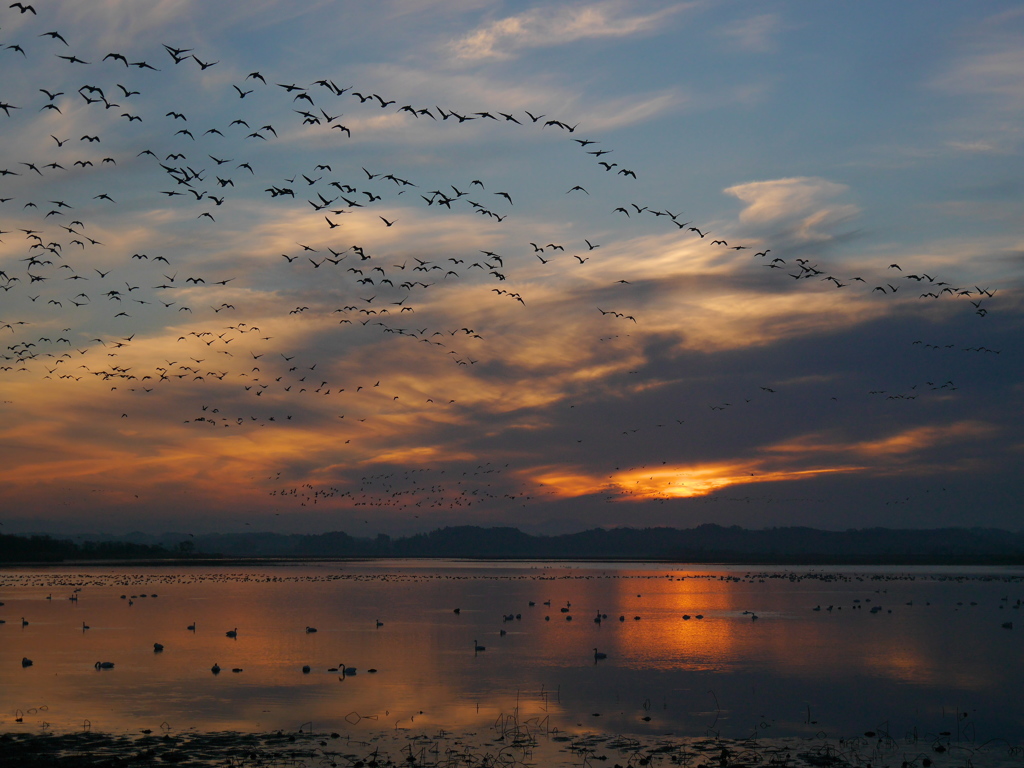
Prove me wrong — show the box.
[0,0,1021,536]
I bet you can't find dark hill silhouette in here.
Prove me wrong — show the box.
[5,525,1024,564]
[0,533,176,562]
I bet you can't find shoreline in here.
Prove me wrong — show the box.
[1,725,1020,768]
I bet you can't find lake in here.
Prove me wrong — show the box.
[1,560,1022,745]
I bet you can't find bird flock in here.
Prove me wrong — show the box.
[0,3,1006,523]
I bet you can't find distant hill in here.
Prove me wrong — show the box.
[5,524,1024,564]
[0,533,178,563]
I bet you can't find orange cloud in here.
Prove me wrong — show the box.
[612,463,859,499]
[521,421,1001,504]
[766,421,998,459]
[526,461,862,501]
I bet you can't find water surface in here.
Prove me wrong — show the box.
[1,561,1021,742]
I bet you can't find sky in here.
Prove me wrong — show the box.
[0,0,1021,537]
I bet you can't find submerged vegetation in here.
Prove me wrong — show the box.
[1,723,1021,768]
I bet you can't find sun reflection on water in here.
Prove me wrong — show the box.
[1,563,1023,739]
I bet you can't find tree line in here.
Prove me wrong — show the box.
[5,525,1024,564]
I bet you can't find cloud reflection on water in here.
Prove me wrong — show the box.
[1,562,1022,740]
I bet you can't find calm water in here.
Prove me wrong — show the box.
[1,561,1022,742]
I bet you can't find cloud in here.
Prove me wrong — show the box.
[55,0,341,48]
[927,11,1024,150]
[723,177,859,243]
[718,13,781,54]
[945,140,1001,154]
[765,421,1000,467]
[933,41,1024,110]
[449,1,688,61]
[575,88,686,131]
[1,2,1021,537]
[525,419,1002,503]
